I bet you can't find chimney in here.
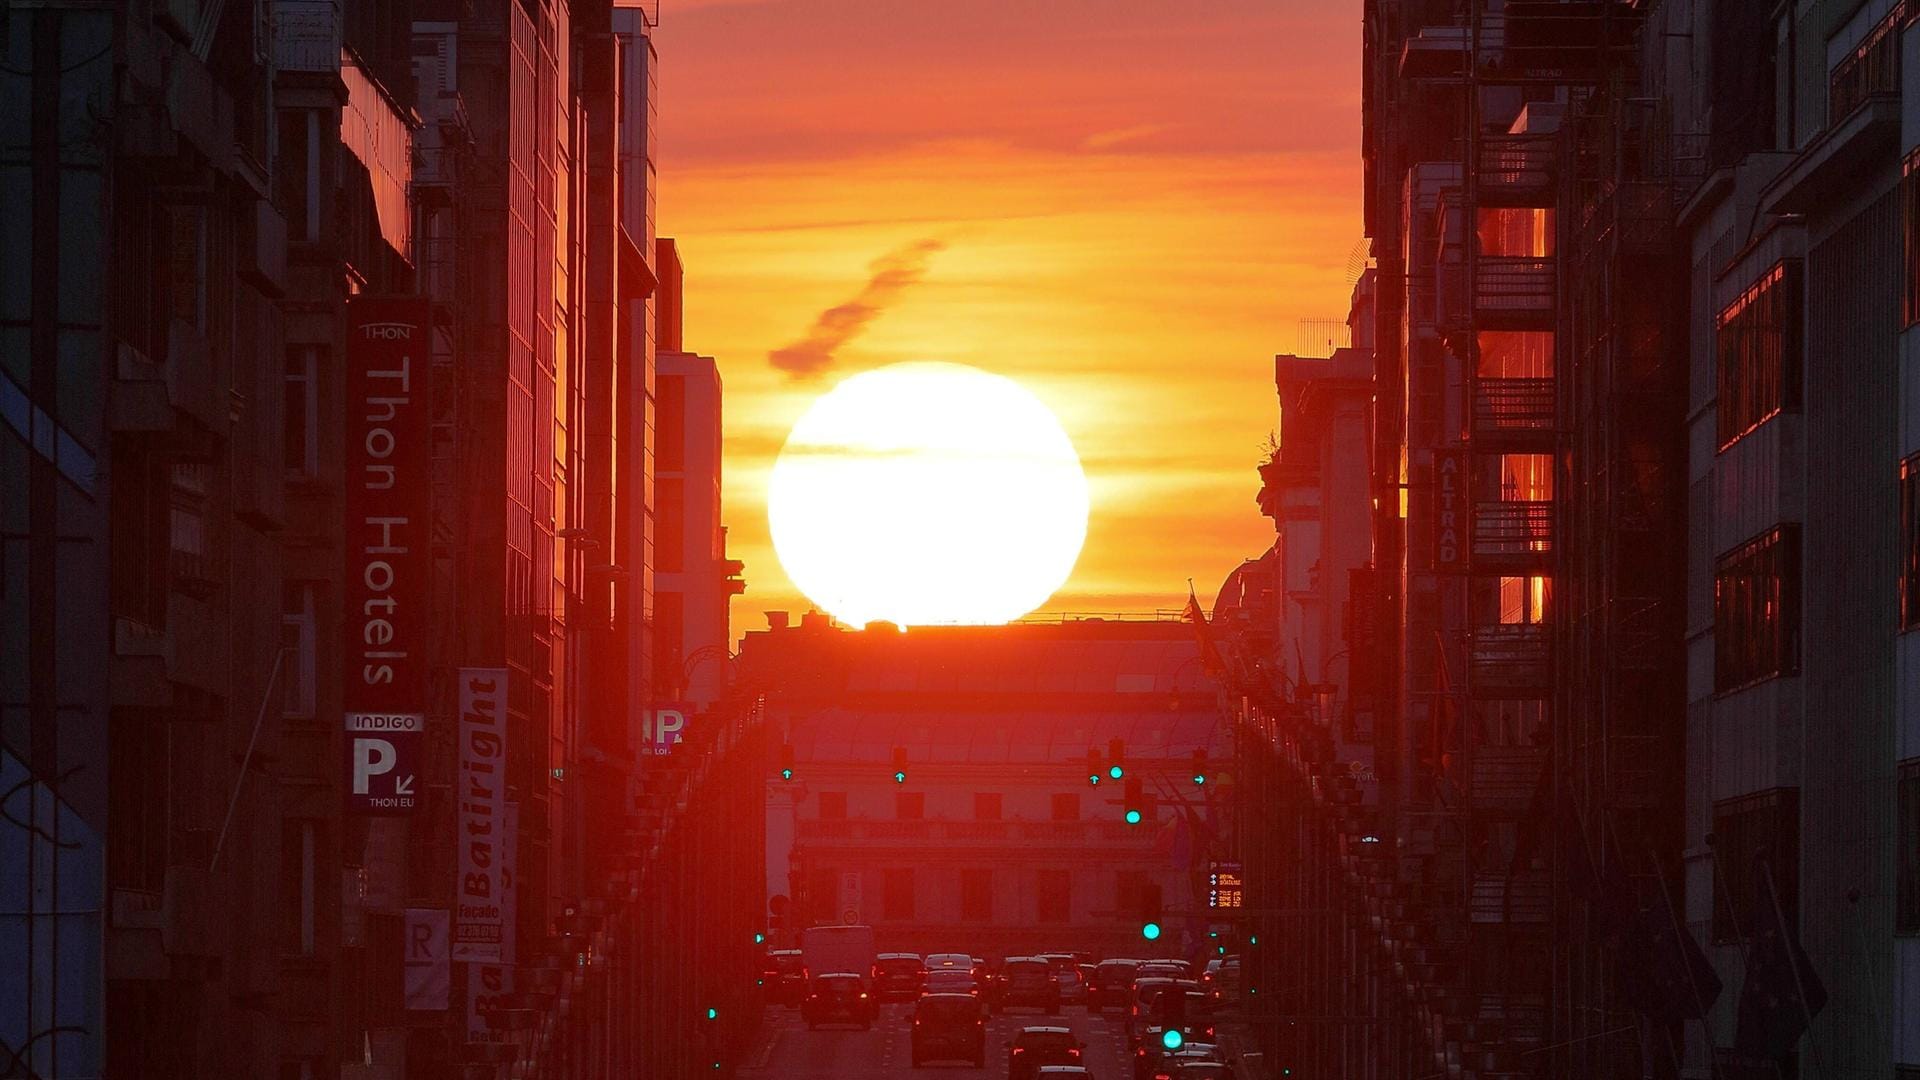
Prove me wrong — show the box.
[767,611,790,630]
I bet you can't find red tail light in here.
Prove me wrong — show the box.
[1068,1049,1081,1058]
[1012,1048,1025,1055]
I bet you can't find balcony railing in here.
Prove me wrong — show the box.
[1470,871,1550,924]
[1470,624,1551,698]
[1437,257,1557,332]
[1477,136,1554,205]
[1829,1,1904,125]
[1472,500,1553,570]
[796,818,1145,846]
[1469,746,1545,813]
[1472,378,1555,444]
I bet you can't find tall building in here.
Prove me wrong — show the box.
[2,1,693,1076]
[1643,1,1914,1075]
[654,238,745,714]
[742,616,1229,958]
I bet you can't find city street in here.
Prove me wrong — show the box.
[740,1004,1134,1080]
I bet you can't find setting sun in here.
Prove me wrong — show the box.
[768,361,1089,626]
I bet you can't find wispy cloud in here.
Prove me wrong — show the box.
[767,238,946,380]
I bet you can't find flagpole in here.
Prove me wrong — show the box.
[1758,857,1826,1080]
[1704,834,1781,1080]
[1651,854,1723,1080]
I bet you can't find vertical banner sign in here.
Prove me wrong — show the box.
[1433,449,1469,574]
[467,803,518,1038]
[403,908,450,1010]
[343,297,431,815]
[455,668,508,962]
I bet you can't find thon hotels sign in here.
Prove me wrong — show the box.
[343,297,431,815]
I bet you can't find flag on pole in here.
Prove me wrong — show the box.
[1734,855,1827,1060]
[1183,588,1226,676]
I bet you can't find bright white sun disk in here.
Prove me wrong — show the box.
[768,361,1089,626]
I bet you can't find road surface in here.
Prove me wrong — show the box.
[740,1002,1135,1080]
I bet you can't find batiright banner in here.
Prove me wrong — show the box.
[454,667,508,962]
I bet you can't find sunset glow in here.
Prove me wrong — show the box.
[768,362,1089,626]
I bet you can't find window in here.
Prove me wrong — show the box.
[1036,869,1071,923]
[1899,760,1919,935]
[1116,871,1157,919]
[109,438,169,626]
[1904,151,1920,326]
[807,868,838,919]
[974,793,1002,821]
[1716,261,1803,449]
[1051,793,1080,821]
[282,583,316,719]
[1828,2,1902,125]
[1499,576,1550,625]
[896,792,924,820]
[1714,526,1801,691]
[284,345,319,477]
[961,869,993,921]
[170,462,211,590]
[1711,788,1800,944]
[1477,207,1555,258]
[658,373,686,472]
[657,477,684,572]
[884,869,915,920]
[653,591,683,696]
[1904,456,1920,628]
[818,792,847,821]
[279,818,317,955]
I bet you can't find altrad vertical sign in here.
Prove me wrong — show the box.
[1433,448,1468,574]
[343,297,431,814]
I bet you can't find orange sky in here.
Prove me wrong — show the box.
[656,0,1363,633]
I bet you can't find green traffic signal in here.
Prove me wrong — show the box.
[1161,1029,1184,1050]
[754,931,766,944]
[780,768,794,780]
[1141,921,1162,941]
[1108,764,1124,780]
[1088,773,1101,786]
[1125,809,1142,825]
[1192,772,1206,785]
[706,1007,718,1020]
[893,770,907,784]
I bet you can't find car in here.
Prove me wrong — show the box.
[927,952,974,973]
[925,969,980,997]
[1007,1025,1085,1080]
[765,949,805,1007]
[876,953,929,1001]
[1170,1063,1233,1080]
[996,957,1063,1014]
[802,973,877,1030]
[911,992,987,1067]
[1138,960,1191,980]
[1037,1068,1093,1080]
[1055,964,1088,1005]
[1088,959,1142,1012]
[1134,1034,1219,1080]
[1128,979,1203,1041]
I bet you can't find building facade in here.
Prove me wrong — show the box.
[654,238,744,714]
[742,616,1231,960]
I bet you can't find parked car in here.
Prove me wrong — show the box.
[1007,1025,1085,1080]
[876,953,929,1001]
[995,957,1063,1015]
[802,973,877,1030]
[911,993,987,1067]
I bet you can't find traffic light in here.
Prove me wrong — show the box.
[1086,747,1103,787]
[892,746,908,784]
[753,931,766,945]
[1107,738,1125,780]
[1191,748,1208,786]
[1138,884,1162,940]
[1161,1028,1184,1050]
[704,1006,718,1020]
[778,741,796,781]
[1123,776,1143,824]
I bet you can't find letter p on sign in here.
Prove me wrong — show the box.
[354,737,396,794]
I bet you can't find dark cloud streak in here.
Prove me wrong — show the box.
[768,238,945,379]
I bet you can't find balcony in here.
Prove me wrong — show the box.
[1470,746,1545,814]
[796,818,1144,848]
[1470,871,1550,924]
[1470,625,1550,698]
[1472,500,1552,572]
[1477,136,1554,206]
[1471,378,1554,447]
[1437,257,1556,333]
